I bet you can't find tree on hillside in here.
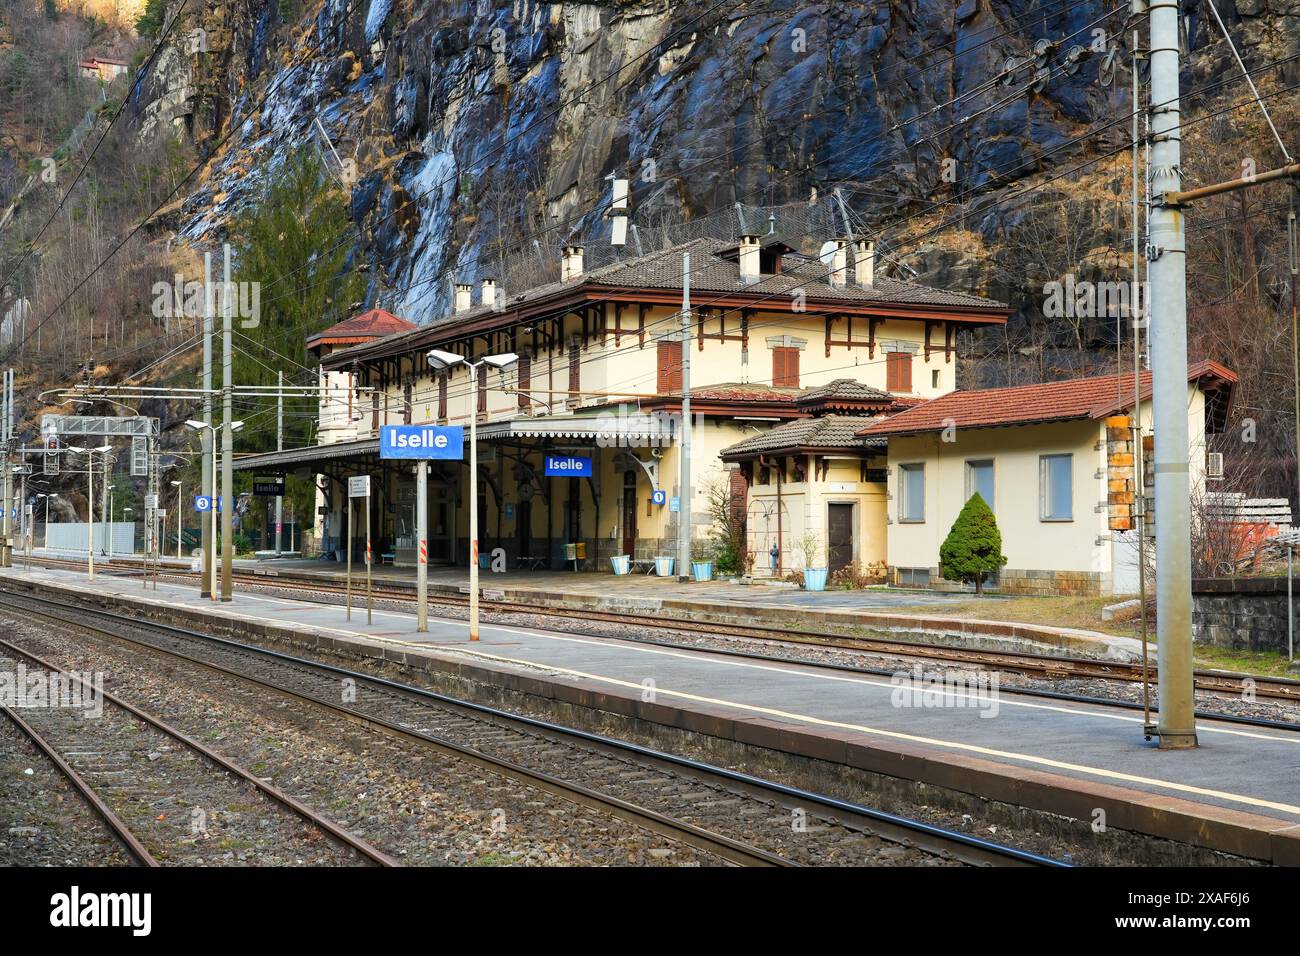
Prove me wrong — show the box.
[229,146,364,452]
[228,147,364,542]
[135,0,167,37]
[939,493,1007,594]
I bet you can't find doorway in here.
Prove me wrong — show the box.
[621,470,638,556]
[827,502,855,572]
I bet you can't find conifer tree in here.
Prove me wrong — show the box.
[939,493,1007,594]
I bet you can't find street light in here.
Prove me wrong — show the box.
[37,493,57,550]
[171,479,183,560]
[426,348,518,641]
[65,444,112,581]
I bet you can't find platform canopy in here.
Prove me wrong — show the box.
[231,436,380,475]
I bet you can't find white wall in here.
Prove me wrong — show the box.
[45,522,137,554]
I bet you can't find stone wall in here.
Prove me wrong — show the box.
[889,566,1107,596]
[1192,578,1297,653]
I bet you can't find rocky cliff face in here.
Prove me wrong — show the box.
[134,0,1300,326]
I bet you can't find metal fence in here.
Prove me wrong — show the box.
[42,522,137,554]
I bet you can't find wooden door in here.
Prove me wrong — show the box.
[827,503,854,572]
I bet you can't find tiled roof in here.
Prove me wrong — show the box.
[686,383,802,402]
[721,415,888,458]
[307,309,416,350]
[796,378,894,409]
[322,236,1008,367]
[585,238,1003,309]
[856,360,1238,438]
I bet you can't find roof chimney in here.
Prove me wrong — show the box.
[454,283,473,312]
[854,239,875,287]
[829,239,848,288]
[738,234,761,284]
[561,245,584,282]
[481,278,497,310]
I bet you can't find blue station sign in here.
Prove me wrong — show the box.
[544,455,592,477]
[380,425,465,460]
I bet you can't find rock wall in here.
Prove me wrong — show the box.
[131,0,1300,328]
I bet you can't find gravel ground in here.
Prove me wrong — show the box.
[0,646,368,867]
[68,569,1300,725]
[5,616,719,867]
[13,575,1278,865]
[0,713,134,867]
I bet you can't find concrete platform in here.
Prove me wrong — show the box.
[27,546,1144,660]
[4,563,1298,864]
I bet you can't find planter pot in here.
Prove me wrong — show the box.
[654,556,676,577]
[803,567,829,591]
[691,560,714,582]
[610,554,631,575]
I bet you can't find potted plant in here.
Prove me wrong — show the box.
[690,539,713,582]
[798,529,828,591]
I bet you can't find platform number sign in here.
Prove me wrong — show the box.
[194,495,212,513]
[651,489,666,506]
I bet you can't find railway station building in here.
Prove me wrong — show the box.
[233,235,1010,572]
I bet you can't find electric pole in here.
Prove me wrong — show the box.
[220,244,233,602]
[275,369,283,556]
[201,251,213,597]
[677,253,692,582]
[1146,0,1197,748]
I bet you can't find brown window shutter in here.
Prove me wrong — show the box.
[438,372,448,421]
[568,339,580,399]
[517,354,531,409]
[371,393,379,430]
[772,347,799,388]
[886,351,912,392]
[403,381,412,424]
[477,365,487,413]
[657,340,682,394]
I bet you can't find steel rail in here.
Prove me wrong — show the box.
[0,588,1063,867]
[0,635,397,867]
[26,555,1300,705]
[0,596,791,867]
[0,703,159,866]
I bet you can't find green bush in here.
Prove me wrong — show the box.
[939,493,1007,594]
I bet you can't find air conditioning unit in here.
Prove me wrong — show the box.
[1206,452,1224,480]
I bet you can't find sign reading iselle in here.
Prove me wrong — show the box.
[380,425,465,460]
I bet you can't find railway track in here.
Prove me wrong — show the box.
[0,637,396,867]
[29,554,1300,705]
[0,587,1064,867]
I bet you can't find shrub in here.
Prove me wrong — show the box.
[939,493,1007,594]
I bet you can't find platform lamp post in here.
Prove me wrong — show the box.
[171,479,183,560]
[425,348,517,641]
[65,445,112,581]
[185,419,243,601]
[37,493,56,549]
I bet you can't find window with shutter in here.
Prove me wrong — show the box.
[657,340,682,394]
[371,393,379,430]
[403,381,412,424]
[437,372,448,421]
[477,365,487,414]
[886,351,912,393]
[772,347,799,388]
[517,354,531,409]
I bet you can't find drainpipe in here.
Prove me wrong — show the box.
[760,454,782,574]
